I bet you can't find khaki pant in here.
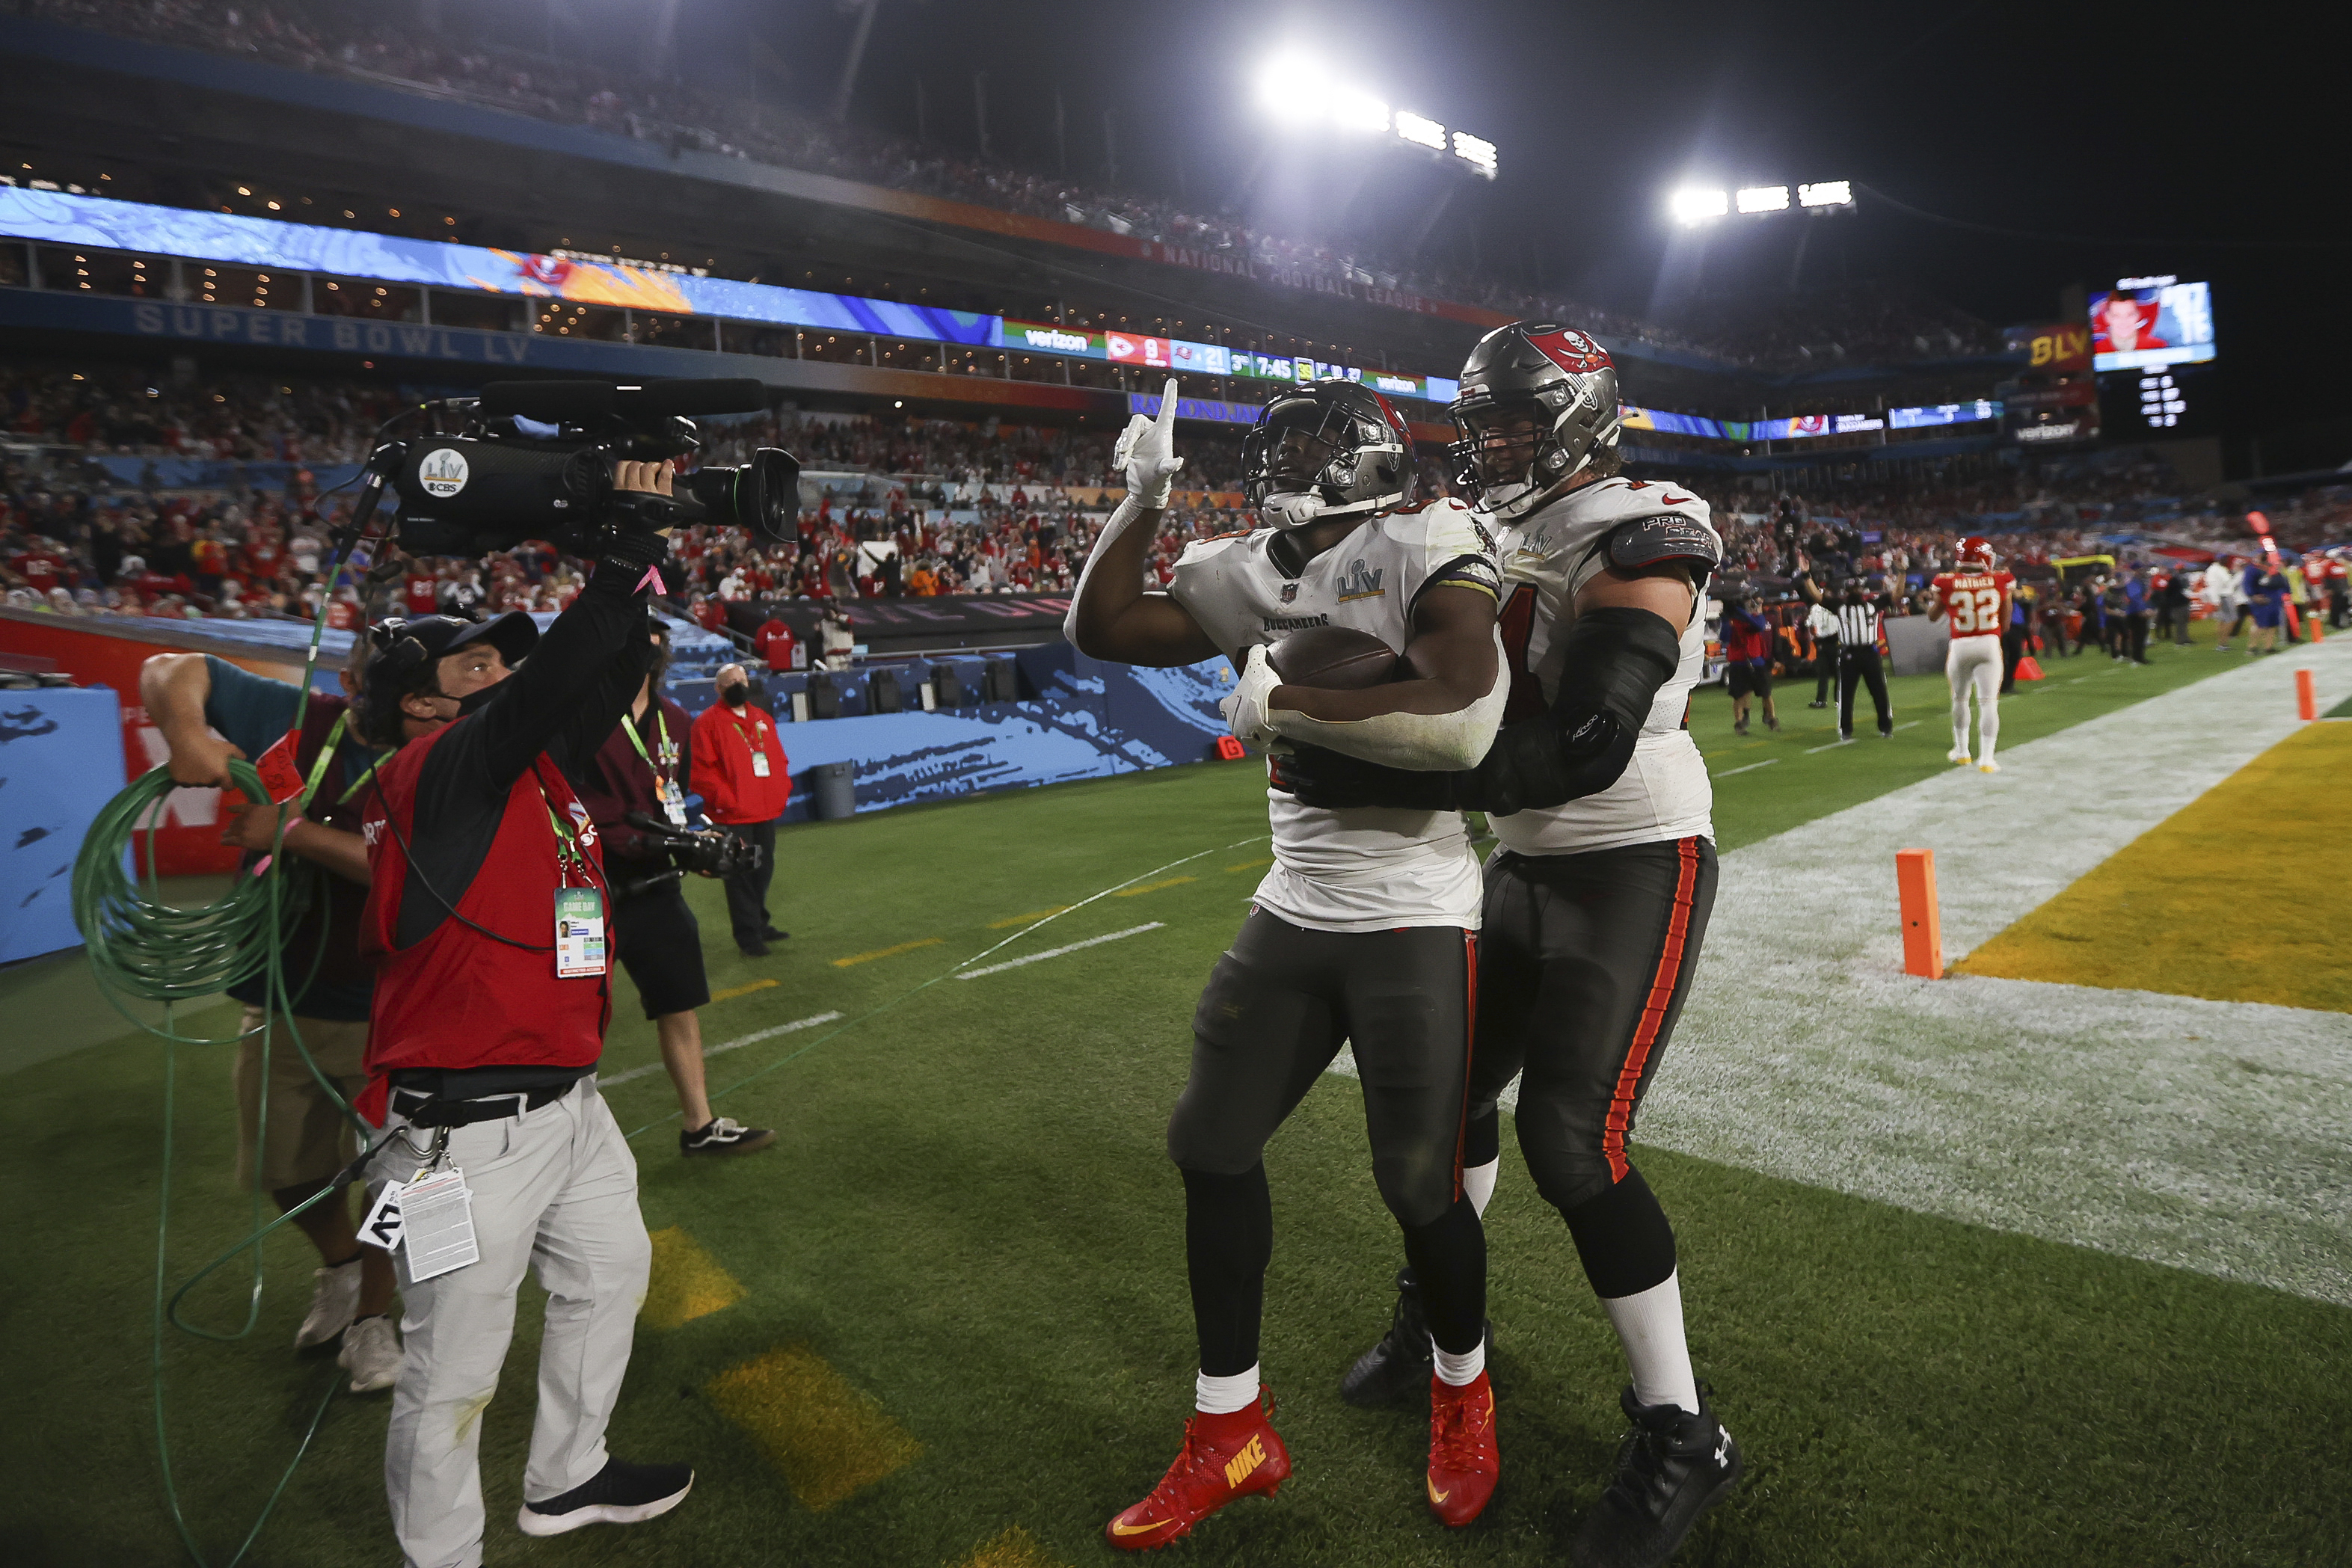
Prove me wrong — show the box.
[233,1009,369,1193]
[368,1077,651,1568]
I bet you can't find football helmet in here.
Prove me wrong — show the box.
[1241,378,1415,527]
[1957,535,1998,570]
[1447,322,1622,522]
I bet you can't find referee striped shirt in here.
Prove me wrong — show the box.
[1835,598,1883,648]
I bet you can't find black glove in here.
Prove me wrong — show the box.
[1268,743,1455,811]
[593,519,672,573]
[667,829,729,875]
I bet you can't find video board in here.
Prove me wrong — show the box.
[2090,276,2216,372]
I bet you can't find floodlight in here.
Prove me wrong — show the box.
[1332,88,1390,134]
[1798,180,1852,208]
[1395,110,1446,150]
[1669,187,1728,225]
[1452,130,1498,178]
[1255,53,1329,118]
[1736,185,1790,213]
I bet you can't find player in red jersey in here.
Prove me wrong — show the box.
[1927,537,2015,773]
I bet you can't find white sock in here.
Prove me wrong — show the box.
[1432,1338,1485,1387]
[1601,1271,1701,1415]
[1195,1364,1259,1415]
[1462,1158,1499,1219]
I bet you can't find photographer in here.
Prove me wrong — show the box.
[576,621,777,1157]
[354,459,690,1567]
[138,645,403,1395]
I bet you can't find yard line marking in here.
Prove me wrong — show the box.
[1805,737,1854,754]
[956,923,1164,980]
[642,1227,746,1329]
[1716,758,1781,777]
[2069,676,2093,683]
[601,1011,845,1085]
[1225,858,1274,873]
[704,1345,921,1510]
[1896,721,1922,731]
[710,978,779,1003]
[833,937,945,968]
[989,906,1070,929]
[1114,876,1197,897]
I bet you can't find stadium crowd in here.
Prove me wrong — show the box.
[7,0,2003,372]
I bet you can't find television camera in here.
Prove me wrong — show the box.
[615,809,764,900]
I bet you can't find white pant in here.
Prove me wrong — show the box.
[1946,636,2002,761]
[369,1077,651,1568]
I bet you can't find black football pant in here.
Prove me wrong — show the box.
[1171,909,1483,1375]
[717,819,778,949]
[1456,838,1717,1300]
[2000,626,2026,693]
[1838,647,1891,737]
[1814,636,1840,703]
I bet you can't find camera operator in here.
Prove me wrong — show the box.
[138,643,405,1394]
[577,621,777,1156]
[354,458,691,1567]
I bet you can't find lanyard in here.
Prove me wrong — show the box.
[298,710,386,811]
[532,763,600,890]
[622,704,676,782]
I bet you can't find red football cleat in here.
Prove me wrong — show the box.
[1426,1371,1499,1527]
[1105,1391,1291,1552]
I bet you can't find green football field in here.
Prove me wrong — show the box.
[3,624,2346,1567]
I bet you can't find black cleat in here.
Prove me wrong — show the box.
[1341,1268,1433,1406]
[681,1116,778,1156]
[517,1457,693,1537]
[760,925,791,941]
[1570,1385,1742,1568]
[1806,701,1826,709]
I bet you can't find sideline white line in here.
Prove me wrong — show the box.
[1895,721,1922,731]
[1804,737,1853,754]
[601,1011,845,1086]
[957,923,1164,979]
[1716,758,1781,777]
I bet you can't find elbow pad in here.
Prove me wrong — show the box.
[1454,606,1681,816]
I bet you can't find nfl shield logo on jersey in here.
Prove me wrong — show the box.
[1280,582,1300,604]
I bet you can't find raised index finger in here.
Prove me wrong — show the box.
[1156,378,1179,435]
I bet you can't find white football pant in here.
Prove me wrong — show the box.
[1947,636,2002,763]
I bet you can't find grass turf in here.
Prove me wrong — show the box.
[2,619,2345,1567]
[1959,721,2352,1012]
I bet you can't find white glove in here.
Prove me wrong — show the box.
[1218,643,1286,748]
[1114,377,1185,508]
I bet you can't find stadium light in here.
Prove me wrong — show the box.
[1670,187,1729,225]
[1736,185,1790,214]
[1451,131,1498,179]
[1394,109,1446,151]
[1798,180,1853,209]
[1254,51,1496,175]
[1330,87,1390,135]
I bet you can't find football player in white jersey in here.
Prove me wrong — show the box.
[1067,378,1511,1547]
[1277,324,1742,1568]
[1926,536,2015,772]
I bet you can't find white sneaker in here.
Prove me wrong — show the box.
[338,1314,402,1393]
[295,1258,363,1350]
[1979,760,2001,774]
[1947,746,1972,765]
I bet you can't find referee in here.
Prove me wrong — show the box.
[1831,578,1894,740]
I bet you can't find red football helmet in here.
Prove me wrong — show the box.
[1957,535,1998,571]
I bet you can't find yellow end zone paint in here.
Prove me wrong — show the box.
[950,1525,1069,1568]
[1959,723,2352,1013]
[1113,875,1197,897]
[832,936,946,968]
[641,1226,746,1330]
[704,1344,921,1510]
[989,906,1071,928]
[1225,858,1273,873]
[709,978,779,1003]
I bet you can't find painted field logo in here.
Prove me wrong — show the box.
[417,446,470,498]
[1223,1434,1267,1487]
[1337,559,1386,601]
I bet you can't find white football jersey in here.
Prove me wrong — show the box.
[1169,497,1502,933]
[1488,477,1718,856]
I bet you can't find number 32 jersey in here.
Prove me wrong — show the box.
[1169,498,1502,933]
[1932,571,2015,639]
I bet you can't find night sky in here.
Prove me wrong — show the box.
[530,1,2343,448]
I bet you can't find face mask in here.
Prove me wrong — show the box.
[720,683,749,707]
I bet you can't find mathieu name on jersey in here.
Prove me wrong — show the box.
[1932,571,2015,639]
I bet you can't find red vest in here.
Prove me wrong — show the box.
[358,726,612,1084]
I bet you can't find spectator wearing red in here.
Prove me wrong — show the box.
[754,615,799,672]
[690,663,793,957]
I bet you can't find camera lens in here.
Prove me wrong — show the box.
[684,446,800,546]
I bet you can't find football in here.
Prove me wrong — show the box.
[1267,624,1400,689]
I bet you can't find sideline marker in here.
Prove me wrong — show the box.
[1896,848,1943,979]
[2297,668,2317,722]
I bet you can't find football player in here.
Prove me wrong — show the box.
[1927,537,2015,773]
[1066,378,1510,1547]
[1274,323,1741,1568]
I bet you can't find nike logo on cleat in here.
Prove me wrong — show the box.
[1428,1478,1451,1504]
[1223,1435,1267,1488]
[1110,1520,1166,1537]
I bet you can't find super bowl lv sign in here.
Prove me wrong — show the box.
[2006,322,2092,372]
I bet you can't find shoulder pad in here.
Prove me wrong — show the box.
[1605,514,1722,575]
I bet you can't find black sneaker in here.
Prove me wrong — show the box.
[681,1116,778,1156]
[1341,1269,1432,1406]
[516,1457,693,1537]
[1806,701,1826,709]
[1570,1385,1742,1568]
[760,925,791,941]
[737,941,770,959]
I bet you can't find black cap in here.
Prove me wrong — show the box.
[366,610,538,670]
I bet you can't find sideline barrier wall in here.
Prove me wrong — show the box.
[0,687,126,962]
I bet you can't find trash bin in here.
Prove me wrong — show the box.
[808,760,858,821]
